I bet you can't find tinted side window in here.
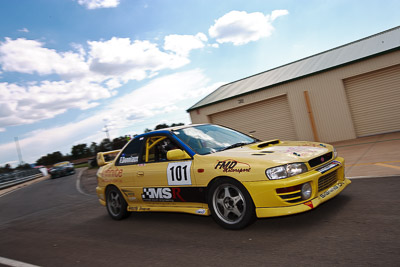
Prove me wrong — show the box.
[116,137,144,166]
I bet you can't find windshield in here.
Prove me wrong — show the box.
[173,124,257,155]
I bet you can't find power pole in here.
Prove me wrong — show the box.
[14,136,23,165]
[103,124,111,140]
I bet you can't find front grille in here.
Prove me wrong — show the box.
[318,170,338,192]
[309,152,333,168]
[276,184,304,203]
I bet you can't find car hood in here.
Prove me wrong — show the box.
[205,140,332,165]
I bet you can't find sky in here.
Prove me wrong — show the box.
[0,0,399,166]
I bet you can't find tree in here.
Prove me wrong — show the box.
[16,163,31,170]
[98,138,113,152]
[71,144,91,159]
[89,142,98,156]
[36,151,65,166]
[151,123,185,131]
[154,123,170,130]
[171,123,184,127]
[112,137,128,150]
[0,163,12,174]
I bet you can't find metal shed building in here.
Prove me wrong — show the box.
[187,26,400,143]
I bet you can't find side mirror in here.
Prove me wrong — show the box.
[167,149,191,161]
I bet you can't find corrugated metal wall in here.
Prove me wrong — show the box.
[344,64,400,137]
[190,51,400,143]
[210,95,297,141]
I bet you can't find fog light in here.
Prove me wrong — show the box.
[301,182,312,200]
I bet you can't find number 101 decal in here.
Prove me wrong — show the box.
[167,161,192,186]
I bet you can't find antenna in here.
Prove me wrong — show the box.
[103,124,111,140]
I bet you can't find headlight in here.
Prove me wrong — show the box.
[301,182,312,199]
[266,163,308,180]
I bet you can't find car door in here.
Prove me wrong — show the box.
[115,136,145,203]
[137,134,197,204]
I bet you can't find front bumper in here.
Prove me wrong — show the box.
[243,157,351,218]
[255,178,351,217]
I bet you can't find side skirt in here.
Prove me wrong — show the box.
[127,204,210,216]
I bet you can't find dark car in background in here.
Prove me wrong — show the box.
[49,161,75,179]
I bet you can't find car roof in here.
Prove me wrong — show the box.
[139,124,208,136]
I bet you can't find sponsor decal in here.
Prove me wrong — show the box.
[196,209,206,214]
[317,160,341,174]
[119,155,138,164]
[142,187,185,202]
[215,159,251,173]
[304,201,314,209]
[267,146,328,158]
[102,167,123,178]
[167,161,192,186]
[128,206,151,211]
[141,187,207,203]
[320,182,344,199]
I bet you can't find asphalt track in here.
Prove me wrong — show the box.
[0,169,399,267]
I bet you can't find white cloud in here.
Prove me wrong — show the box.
[77,0,120,9]
[209,10,288,45]
[164,33,208,56]
[0,113,106,166]
[88,37,189,82]
[0,36,198,129]
[0,38,89,79]
[0,69,222,165]
[18,28,29,33]
[271,10,289,21]
[104,69,220,130]
[0,81,114,128]
[0,37,193,84]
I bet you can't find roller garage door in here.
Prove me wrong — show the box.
[344,64,400,137]
[210,94,297,141]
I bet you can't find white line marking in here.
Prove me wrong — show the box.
[76,167,92,196]
[0,256,40,267]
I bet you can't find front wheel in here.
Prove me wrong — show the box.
[106,186,131,220]
[208,178,255,230]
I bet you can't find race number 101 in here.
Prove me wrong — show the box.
[167,161,192,185]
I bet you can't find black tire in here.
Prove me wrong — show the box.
[208,178,256,230]
[106,186,131,220]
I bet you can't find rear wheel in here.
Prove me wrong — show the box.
[208,178,255,230]
[106,186,131,220]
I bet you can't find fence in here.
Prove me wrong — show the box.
[0,169,44,190]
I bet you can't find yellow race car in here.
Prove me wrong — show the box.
[96,124,351,229]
